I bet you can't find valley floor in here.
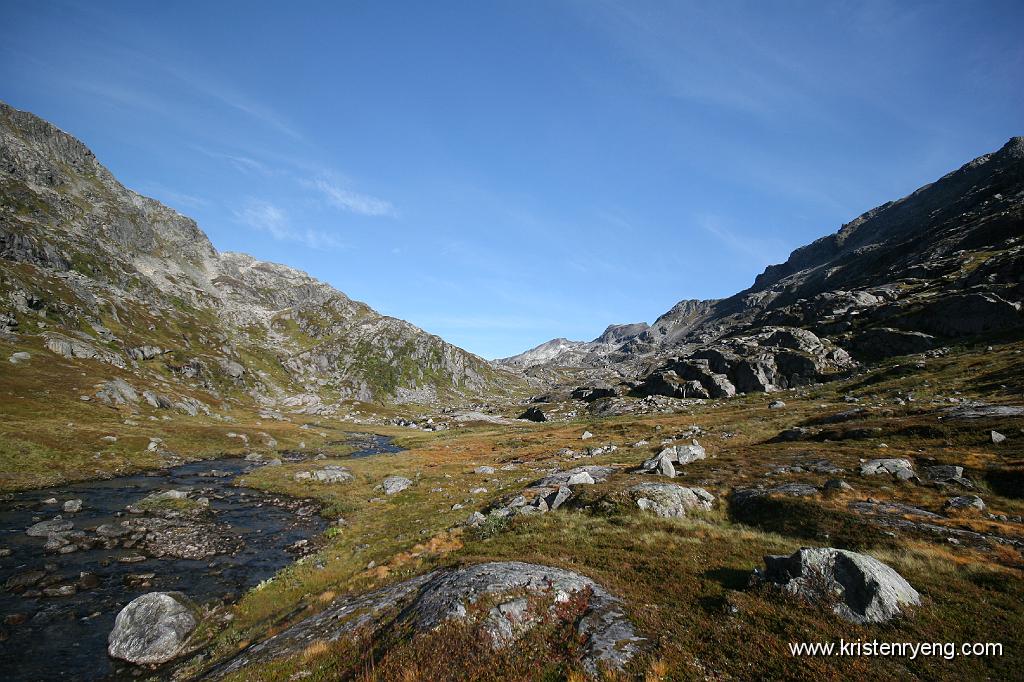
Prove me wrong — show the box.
[2,340,1023,680]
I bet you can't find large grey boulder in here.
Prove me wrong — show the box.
[922,464,973,488]
[754,547,920,623]
[44,332,126,368]
[641,441,706,475]
[859,458,915,478]
[95,378,140,407]
[944,495,986,515]
[204,562,641,679]
[107,592,198,664]
[628,483,715,518]
[127,345,165,361]
[380,476,413,495]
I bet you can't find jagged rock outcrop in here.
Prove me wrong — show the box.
[497,322,651,369]
[637,326,855,397]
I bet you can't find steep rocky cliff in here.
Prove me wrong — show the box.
[0,101,516,414]
[502,137,1024,398]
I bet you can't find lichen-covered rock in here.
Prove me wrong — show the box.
[44,333,126,368]
[204,562,641,679]
[628,483,715,517]
[859,458,915,478]
[753,547,920,623]
[94,378,139,407]
[107,592,198,664]
[380,476,413,495]
[641,441,706,475]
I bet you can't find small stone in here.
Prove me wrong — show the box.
[768,400,786,409]
[474,466,496,475]
[991,430,1006,444]
[63,499,83,513]
[43,584,78,598]
[581,431,594,440]
[78,572,101,589]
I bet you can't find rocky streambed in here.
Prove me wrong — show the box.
[0,437,397,680]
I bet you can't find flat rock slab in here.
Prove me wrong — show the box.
[940,404,1024,420]
[26,516,73,537]
[204,562,641,678]
[731,483,819,509]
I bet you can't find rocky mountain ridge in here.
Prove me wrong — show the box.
[502,137,1024,401]
[498,322,650,369]
[0,101,516,415]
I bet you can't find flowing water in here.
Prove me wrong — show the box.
[0,435,398,680]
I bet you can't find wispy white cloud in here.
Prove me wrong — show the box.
[234,199,343,250]
[309,175,397,217]
[191,145,274,176]
[138,182,209,210]
[68,79,167,113]
[698,214,790,267]
[161,62,304,140]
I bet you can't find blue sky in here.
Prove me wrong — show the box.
[2,1,1021,359]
